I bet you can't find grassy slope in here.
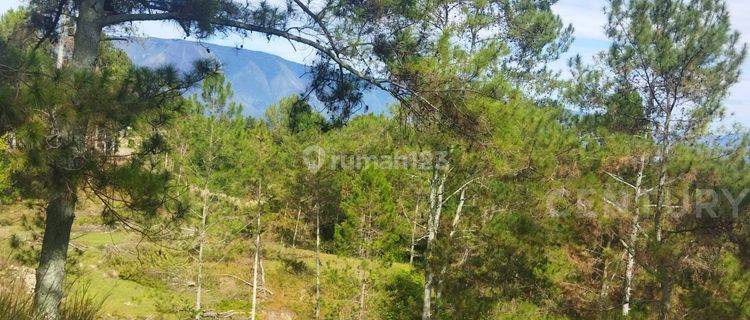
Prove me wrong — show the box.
[0,202,414,320]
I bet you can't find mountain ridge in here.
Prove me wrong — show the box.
[115,37,393,117]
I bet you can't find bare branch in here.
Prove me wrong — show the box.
[605,171,636,190]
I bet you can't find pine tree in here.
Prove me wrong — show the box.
[566,0,747,317]
[0,18,218,318]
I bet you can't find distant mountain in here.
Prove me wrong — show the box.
[116,37,393,117]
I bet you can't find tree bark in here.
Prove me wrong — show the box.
[54,7,68,69]
[292,209,302,248]
[409,203,419,265]
[33,2,104,317]
[358,207,372,320]
[250,181,263,320]
[623,154,646,316]
[34,189,76,320]
[447,188,466,239]
[315,203,321,320]
[435,187,466,306]
[654,112,673,320]
[195,188,210,318]
[422,162,446,320]
[71,0,103,69]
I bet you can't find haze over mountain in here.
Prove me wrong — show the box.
[116,37,393,117]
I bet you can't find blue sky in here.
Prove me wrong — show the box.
[552,0,750,127]
[2,0,748,126]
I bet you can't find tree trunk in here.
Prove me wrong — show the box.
[654,112,672,320]
[447,188,466,239]
[292,208,302,248]
[34,189,76,320]
[33,2,104,317]
[195,94,218,318]
[315,203,321,320]
[623,154,646,316]
[659,278,673,320]
[422,270,434,320]
[54,7,69,69]
[435,187,466,307]
[358,208,371,320]
[409,203,419,265]
[71,0,103,69]
[195,188,210,318]
[250,182,263,320]
[422,162,446,320]
[358,270,367,320]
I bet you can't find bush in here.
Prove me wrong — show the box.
[279,254,311,275]
[106,245,171,289]
[0,279,103,320]
[372,268,422,320]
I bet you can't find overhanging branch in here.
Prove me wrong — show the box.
[99,13,438,112]
[100,12,179,27]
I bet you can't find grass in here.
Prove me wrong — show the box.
[0,202,415,319]
[0,278,103,320]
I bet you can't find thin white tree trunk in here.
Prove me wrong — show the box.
[195,99,217,319]
[292,208,302,248]
[422,162,446,320]
[358,208,372,320]
[409,203,419,265]
[623,154,646,316]
[250,181,263,320]
[435,187,466,305]
[315,203,322,320]
[599,255,610,313]
[448,188,466,239]
[195,187,210,318]
[654,112,673,320]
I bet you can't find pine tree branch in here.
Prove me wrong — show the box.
[100,12,439,113]
[99,12,179,26]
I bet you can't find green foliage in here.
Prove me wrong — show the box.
[1,1,749,319]
[319,263,361,319]
[279,254,312,275]
[607,0,745,133]
[335,167,398,258]
[152,291,194,318]
[0,29,219,229]
[0,136,12,200]
[372,269,423,320]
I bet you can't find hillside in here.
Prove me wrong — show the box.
[116,37,394,117]
[0,201,417,320]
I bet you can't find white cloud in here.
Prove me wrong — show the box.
[553,0,608,41]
